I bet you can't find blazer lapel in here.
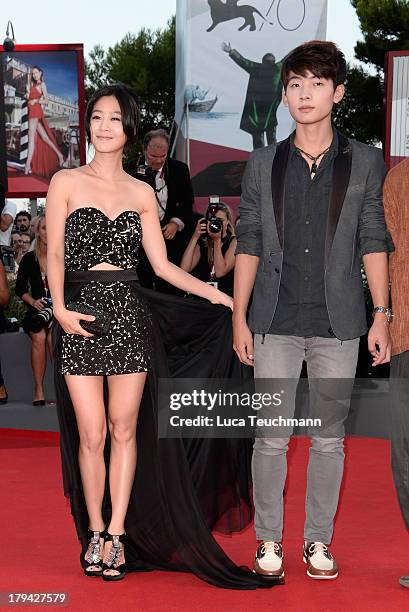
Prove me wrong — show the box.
[271,137,291,248]
[325,132,352,262]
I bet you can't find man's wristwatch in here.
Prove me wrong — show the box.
[372,306,393,323]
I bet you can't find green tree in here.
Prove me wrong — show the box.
[334,0,409,144]
[85,17,176,157]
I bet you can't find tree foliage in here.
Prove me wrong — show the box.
[85,17,176,157]
[334,0,409,144]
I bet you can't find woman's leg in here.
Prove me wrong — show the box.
[36,121,64,165]
[103,372,147,576]
[29,329,47,401]
[25,118,39,173]
[46,326,53,359]
[64,375,107,530]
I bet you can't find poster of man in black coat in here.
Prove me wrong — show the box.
[222,42,283,149]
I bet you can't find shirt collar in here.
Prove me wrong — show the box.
[289,127,339,160]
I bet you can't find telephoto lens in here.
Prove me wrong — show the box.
[30,302,53,333]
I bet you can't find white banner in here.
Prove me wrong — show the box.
[176,0,328,198]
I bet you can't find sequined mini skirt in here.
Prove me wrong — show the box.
[60,270,153,376]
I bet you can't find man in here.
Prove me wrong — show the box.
[234,40,392,581]
[0,199,17,246]
[383,159,409,588]
[15,210,31,233]
[125,129,194,292]
[222,42,283,149]
[19,232,32,255]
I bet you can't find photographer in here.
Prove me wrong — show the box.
[125,129,194,292]
[15,215,51,406]
[181,201,237,296]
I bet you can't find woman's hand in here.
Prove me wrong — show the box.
[193,218,207,240]
[32,298,49,311]
[208,228,222,243]
[210,289,233,311]
[54,307,95,338]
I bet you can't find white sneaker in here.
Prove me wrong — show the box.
[303,541,338,579]
[253,541,284,578]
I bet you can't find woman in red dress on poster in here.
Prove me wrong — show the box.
[25,66,64,177]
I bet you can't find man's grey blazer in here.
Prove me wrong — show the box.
[236,132,392,340]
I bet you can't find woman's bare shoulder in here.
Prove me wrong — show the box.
[49,166,89,186]
[126,174,154,194]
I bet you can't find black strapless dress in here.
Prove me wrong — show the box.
[53,206,278,590]
[61,207,152,375]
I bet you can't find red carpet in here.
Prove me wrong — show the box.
[1,430,408,611]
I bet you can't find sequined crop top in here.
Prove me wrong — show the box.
[64,207,142,271]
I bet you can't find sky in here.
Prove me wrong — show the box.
[5,0,363,63]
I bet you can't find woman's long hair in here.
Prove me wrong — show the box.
[33,214,46,264]
[206,202,235,267]
[31,66,44,86]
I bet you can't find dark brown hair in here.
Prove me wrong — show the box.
[85,83,139,146]
[281,40,346,90]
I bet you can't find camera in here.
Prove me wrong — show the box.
[206,196,223,234]
[0,246,15,273]
[30,298,53,333]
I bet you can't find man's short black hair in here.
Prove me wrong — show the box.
[281,40,347,90]
[85,83,139,146]
[15,210,31,222]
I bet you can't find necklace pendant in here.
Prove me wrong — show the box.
[311,162,317,175]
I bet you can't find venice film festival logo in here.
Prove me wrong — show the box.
[206,0,306,33]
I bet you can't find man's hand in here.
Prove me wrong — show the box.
[368,315,391,366]
[233,317,254,366]
[221,42,231,53]
[162,221,178,240]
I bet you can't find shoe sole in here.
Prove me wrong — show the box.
[252,569,285,583]
[303,555,338,580]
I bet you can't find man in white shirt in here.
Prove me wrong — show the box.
[0,200,17,246]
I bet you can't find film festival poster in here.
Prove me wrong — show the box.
[175,0,328,211]
[1,44,86,198]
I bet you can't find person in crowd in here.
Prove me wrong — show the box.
[24,66,64,177]
[125,128,194,292]
[11,231,22,252]
[0,199,17,246]
[45,83,275,590]
[20,232,32,255]
[29,215,40,242]
[181,201,237,296]
[11,231,31,268]
[16,215,52,406]
[234,40,392,581]
[11,231,23,270]
[15,210,31,233]
[0,257,9,404]
[383,158,409,589]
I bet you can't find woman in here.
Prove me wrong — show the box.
[16,215,52,405]
[181,202,237,296]
[25,66,64,177]
[46,84,275,588]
